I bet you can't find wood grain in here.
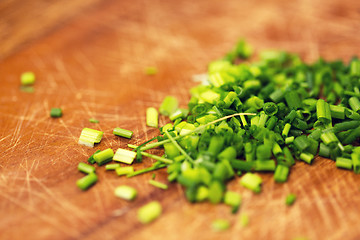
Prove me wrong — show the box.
[1,0,360,239]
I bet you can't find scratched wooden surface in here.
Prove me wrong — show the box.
[1,0,360,239]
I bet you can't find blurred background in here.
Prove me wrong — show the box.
[1,0,360,239]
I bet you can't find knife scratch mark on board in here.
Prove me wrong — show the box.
[9,103,30,147]
[0,191,80,238]
[54,57,77,95]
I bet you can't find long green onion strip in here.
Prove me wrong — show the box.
[140,113,256,151]
[149,180,168,190]
[127,164,167,178]
[164,130,194,164]
[141,152,173,164]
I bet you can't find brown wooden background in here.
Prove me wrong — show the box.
[1,0,360,239]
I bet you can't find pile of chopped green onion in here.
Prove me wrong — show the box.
[76,40,360,225]
[133,40,360,204]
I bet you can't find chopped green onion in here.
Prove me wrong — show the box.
[335,157,352,170]
[351,152,360,174]
[239,214,249,227]
[164,131,194,163]
[285,193,296,206]
[21,72,35,85]
[94,148,114,166]
[208,180,224,204]
[127,164,167,178]
[224,191,241,213]
[137,201,162,224]
[240,173,262,193]
[263,102,278,116]
[78,162,96,174]
[113,127,133,139]
[114,185,137,200]
[145,66,158,75]
[159,96,178,116]
[78,128,103,147]
[256,144,272,160]
[285,136,294,144]
[105,163,120,170]
[115,166,134,176]
[20,86,34,93]
[343,126,360,144]
[282,123,291,138]
[254,160,276,171]
[140,152,173,164]
[285,91,301,110]
[146,107,159,128]
[50,108,62,118]
[299,152,314,164]
[318,143,330,158]
[149,180,168,190]
[113,148,136,164]
[196,186,209,202]
[273,164,289,182]
[350,60,360,76]
[283,147,295,166]
[329,105,345,119]
[76,173,97,190]
[89,118,99,123]
[88,150,101,164]
[211,219,230,231]
[293,135,310,152]
[349,97,360,113]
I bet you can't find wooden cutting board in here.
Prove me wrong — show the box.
[1,0,360,239]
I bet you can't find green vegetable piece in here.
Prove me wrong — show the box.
[145,66,158,75]
[239,214,249,227]
[208,181,224,204]
[115,166,134,176]
[78,128,103,147]
[50,108,62,118]
[89,118,99,123]
[159,96,178,116]
[78,162,96,174]
[240,173,262,193]
[224,191,242,213]
[336,157,352,170]
[147,107,159,128]
[274,165,289,183]
[114,185,137,200]
[149,180,168,190]
[94,148,114,166]
[113,127,133,139]
[20,86,34,93]
[76,173,98,191]
[137,201,162,224]
[352,152,360,174]
[113,148,136,164]
[21,72,35,85]
[105,163,121,170]
[349,97,360,113]
[211,219,230,231]
[285,193,296,206]
[88,150,101,164]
